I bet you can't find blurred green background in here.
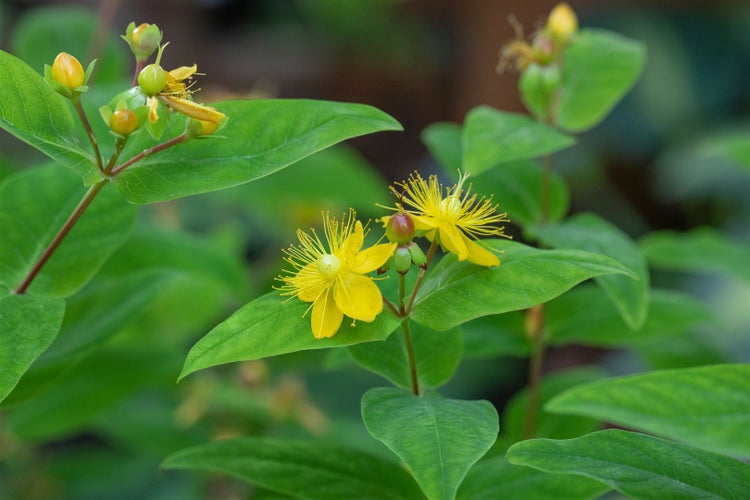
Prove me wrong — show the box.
[0,1,748,498]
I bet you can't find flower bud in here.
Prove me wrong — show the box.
[406,242,427,268]
[385,211,415,244]
[186,117,220,138]
[138,64,167,96]
[546,3,578,43]
[109,109,139,136]
[122,22,162,62]
[51,52,85,90]
[393,246,412,274]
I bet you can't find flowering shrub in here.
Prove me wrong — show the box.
[1,3,748,499]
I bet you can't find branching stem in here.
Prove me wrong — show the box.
[14,180,107,294]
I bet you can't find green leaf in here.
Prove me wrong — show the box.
[529,212,649,330]
[457,455,609,500]
[112,99,402,204]
[5,346,178,442]
[546,285,715,347]
[217,145,390,236]
[0,165,136,297]
[0,50,97,184]
[460,312,529,358]
[471,160,569,226]
[0,293,64,402]
[463,106,574,175]
[697,129,750,172]
[556,29,647,132]
[40,269,181,363]
[411,239,633,331]
[180,292,402,380]
[640,227,750,284]
[546,364,750,457]
[361,387,499,500]
[348,322,462,390]
[421,122,463,171]
[162,436,422,500]
[507,429,750,499]
[503,368,607,442]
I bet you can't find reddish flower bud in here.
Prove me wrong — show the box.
[385,211,416,244]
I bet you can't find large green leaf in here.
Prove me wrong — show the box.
[546,364,750,457]
[39,269,181,363]
[463,106,574,175]
[421,122,463,171]
[640,227,750,284]
[180,292,402,380]
[528,212,648,330]
[546,285,715,347]
[457,455,609,500]
[507,430,750,499]
[348,322,462,390]
[112,99,402,204]
[0,50,96,183]
[0,293,64,402]
[502,368,606,442]
[460,312,529,358]
[410,239,632,331]
[556,29,646,132]
[162,436,422,499]
[5,346,178,442]
[0,165,136,297]
[361,387,498,500]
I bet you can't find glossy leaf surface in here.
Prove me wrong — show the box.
[162,436,422,500]
[362,387,498,500]
[507,430,750,499]
[546,364,750,456]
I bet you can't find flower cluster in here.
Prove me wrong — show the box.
[498,2,578,73]
[278,172,509,339]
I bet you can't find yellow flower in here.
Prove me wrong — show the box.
[385,172,509,266]
[144,63,225,125]
[277,210,396,339]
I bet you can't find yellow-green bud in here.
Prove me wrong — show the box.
[122,22,162,62]
[406,242,427,268]
[385,211,415,244]
[138,64,167,96]
[186,117,220,138]
[51,52,85,90]
[546,3,578,43]
[394,246,412,274]
[109,109,139,136]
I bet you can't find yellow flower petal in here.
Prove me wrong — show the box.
[334,273,382,322]
[461,234,500,267]
[351,242,397,274]
[437,221,469,261]
[168,64,197,81]
[160,95,225,123]
[147,96,160,123]
[311,288,343,339]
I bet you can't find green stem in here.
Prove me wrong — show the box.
[74,99,104,173]
[403,241,438,316]
[399,272,420,395]
[401,319,420,396]
[540,154,552,225]
[104,136,128,176]
[110,133,188,175]
[14,180,108,295]
[522,304,546,439]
